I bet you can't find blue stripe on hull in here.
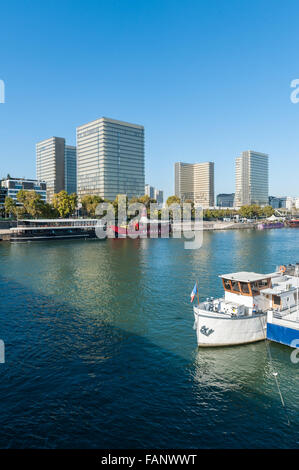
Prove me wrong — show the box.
[267,323,299,348]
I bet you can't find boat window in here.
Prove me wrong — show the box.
[273,295,281,306]
[223,279,231,291]
[250,282,260,296]
[240,282,250,294]
[257,279,269,289]
[231,281,240,293]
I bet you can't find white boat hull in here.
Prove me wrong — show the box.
[193,307,267,347]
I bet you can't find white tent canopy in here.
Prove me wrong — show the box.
[266,214,285,221]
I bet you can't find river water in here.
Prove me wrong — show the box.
[0,228,298,448]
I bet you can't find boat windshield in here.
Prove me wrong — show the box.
[222,276,271,296]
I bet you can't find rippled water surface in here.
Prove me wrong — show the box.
[0,228,298,448]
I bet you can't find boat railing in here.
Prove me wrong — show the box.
[273,304,299,323]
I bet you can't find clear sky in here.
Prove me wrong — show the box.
[1,0,299,199]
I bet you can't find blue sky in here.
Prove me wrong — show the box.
[1,0,299,198]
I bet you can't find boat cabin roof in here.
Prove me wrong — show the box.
[219,271,273,283]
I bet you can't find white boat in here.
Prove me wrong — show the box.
[193,269,286,347]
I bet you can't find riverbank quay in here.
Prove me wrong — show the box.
[203,221,256,230]
[0,220,284,241]
[172,221,257,232]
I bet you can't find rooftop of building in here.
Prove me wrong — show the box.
[1,177,46,183]
[76,116,144,130]
[36,136,65,145]
[241,150,269,157]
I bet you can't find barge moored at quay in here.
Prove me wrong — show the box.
[9,219,106,242]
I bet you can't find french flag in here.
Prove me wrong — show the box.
[190,283,198,303]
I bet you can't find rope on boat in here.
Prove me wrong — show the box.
[259,316,291,426]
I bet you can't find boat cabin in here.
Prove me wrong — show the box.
[219,272,274,309]
[221,272,272,296]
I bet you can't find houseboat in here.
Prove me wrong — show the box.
[10,219,106,242]
[257,222,284,230]
[108,208,172,239]
[266,264,299,348]
[287,219,299,228]
[193,264,299,347]
[193,271,273,346]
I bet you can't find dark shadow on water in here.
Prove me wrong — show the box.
[0,275,298,449]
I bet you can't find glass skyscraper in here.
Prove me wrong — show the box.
[175,161,214,208]
[76,117,145,201]
[36,137,77,201]
[235,150,269,207]
[64,145,77,194]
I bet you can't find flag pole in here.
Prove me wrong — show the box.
[196,280,200,306]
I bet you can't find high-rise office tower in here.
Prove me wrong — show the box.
[145,185,163,205]
[235,150,269,207]
[145,184,155,199]
[174,161,214,208]
[36,137,76,201]
[154,188,163,206]
[216,193,235,207]
[64,145,77,194]
[36,137,65,202]
[76,117,145,201]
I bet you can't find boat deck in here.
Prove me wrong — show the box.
[267,306,299,347]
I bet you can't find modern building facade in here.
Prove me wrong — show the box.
[235,150,269,208]
[268,196,287,209]
[76,117,145,201]
[175,161,214,208]
[36,137,66,202]
[36,137,76,201]
[216,193,235,207]
[1,177,47,205]
[145,185,163,205]
[154,188,163,206]
[64,145,77,194]
[145,184,155,199]
[0,187,7,207]
[285,197,299,211]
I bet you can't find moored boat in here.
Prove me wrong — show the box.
[108,208,171,238]
[287,219,299,227]
[192,265,299,347]
[257,222,284,230]
[10,219,106,242]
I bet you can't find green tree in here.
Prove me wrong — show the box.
[81,194,103,217]
[129,196,139,205]
[238,204,263,219]
[52,191,78,218]
[16,190,46,218]
[41,203,59,218]
[138,195,152,208]
[113,194,128,220]
[4,197,16,218]
[261,205,275,218]
[166,195,181,206]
